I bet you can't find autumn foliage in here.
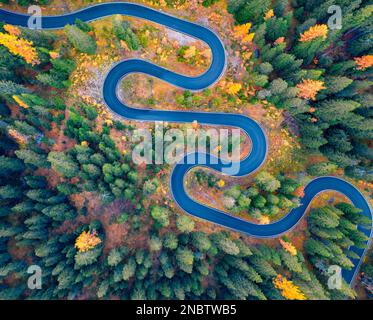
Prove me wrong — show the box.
[293,186,305,198]
[258,215,270,225]
[49,51,60,59]
[264,9,274,21]
[273,274,306,300]
[217,179,225,188]
[3,24,21,36]
[274,37,285,45]
[354,55,373,70]
[296,79,326,100]
[226,82,242,95]
[279,239,297,256]
[0,25,40,65]
[12,95,29,109]
[232,23,255,44]
[299,24,328,42]
[183,46,197,59]
[8,128,27,147]
[75,229,102,252]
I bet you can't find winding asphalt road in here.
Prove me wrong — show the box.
[1,2,371,286]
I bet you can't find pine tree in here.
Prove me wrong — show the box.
[280,250,303,274]
[265,15,291,42]
[107,248,126,267]
[230,270,266,300]
[150,206,170,228]
[149,235,162,252]
[74,19,93,33]
[122,257,136,281]
[112,18,139,51]
[0,81,29,96]
[323,76,353,94]
[176,215,195,233]
[64,25,97,55]
[310,226,344,240]
[255,171,281,192]
[293,37,325,64]
[268,78,288,96]
[190,232,211,252]
[273,53,303,78]
[307,162,338,176]
[316,99,360,123]
[176,247,194,274]
[211,232,240,255]
[249,255,277,278]
[15,149,49,168]
[47,151,79,179]
[163,232,178,250]
[228,0,271,24]
[304,238,332,258]
[308,206,341,229]
[0,155,24,176]
[0,185,23,200]
[224,255,262,283]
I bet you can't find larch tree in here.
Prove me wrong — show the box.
[296,79,326,100]
[273,274,306,300]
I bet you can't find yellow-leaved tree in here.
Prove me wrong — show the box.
[273,274,306,300]
[233,23,255,44]
[0,26,40,65]
[75,229,101,253]
[296,79,326,100]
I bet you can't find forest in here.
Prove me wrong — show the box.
[228,0,372,181]
[0,0,372,300]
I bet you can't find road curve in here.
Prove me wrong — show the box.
[1,2,371,285]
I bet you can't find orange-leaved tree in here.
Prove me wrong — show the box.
[49,51,60,59]
[299,24,328,42]
[75,229,102,253]
[273,274,306,300]
[293,186,305,198]
[354,55,373,70]
[3,24,21,36]
[296,79,326,100]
